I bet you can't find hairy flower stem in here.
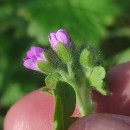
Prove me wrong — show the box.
[67,62,74,78]
[59,65,93,116]
[70,81,90,116]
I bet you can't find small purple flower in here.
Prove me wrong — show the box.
[48,29,70,50]
[23,46,46,71]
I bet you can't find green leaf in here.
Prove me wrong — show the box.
[95,82,109,95]
[89,66,108,95]
[80,48,94,68]
[90,66,105,83]
[53,81,76,130]
[45,72,61,87]
[56,43,71,64]
[56,81,76,118]
[54,95,64,130]
[37,61,54,74]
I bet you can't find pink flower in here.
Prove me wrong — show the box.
[48,29,70,50]
[23,46,46,71]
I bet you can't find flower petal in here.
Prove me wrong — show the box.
[48,33,58,50]
[23,57,39,71]
[27,50,33,58]
[23,57,29,61]
[56,29,70,47]
[26,46,43,58]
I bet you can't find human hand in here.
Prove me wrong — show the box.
[4,62,130,130]
[69,114,130,130]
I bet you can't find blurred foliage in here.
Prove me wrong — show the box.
[107,48,130,66]
[19,0,119,45]
[0,0,130,129]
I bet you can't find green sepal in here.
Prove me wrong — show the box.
[44,52,52,63]
[56,43,71,64]
[80,48,94,68]
[53,81,77,130]
[44,50,58,66]
[37,61,54,74]
[89,66,108,95]
[45,72,61,87]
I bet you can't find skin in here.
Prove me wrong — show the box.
[4,62,130,130]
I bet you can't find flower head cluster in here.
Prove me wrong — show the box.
[48,29,70,50]
[22,29,108,128]
[23,29,71,71]
[23,46,46,71]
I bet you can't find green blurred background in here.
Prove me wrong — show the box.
[0,0,130,129]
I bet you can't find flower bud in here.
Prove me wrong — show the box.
[48,29,70,50]
[23,46,47,71]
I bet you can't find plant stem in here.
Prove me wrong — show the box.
[67,62,74,78]
[59,70,92,116]
[69,81,90,116]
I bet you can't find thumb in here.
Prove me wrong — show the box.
[69,114,130,130]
